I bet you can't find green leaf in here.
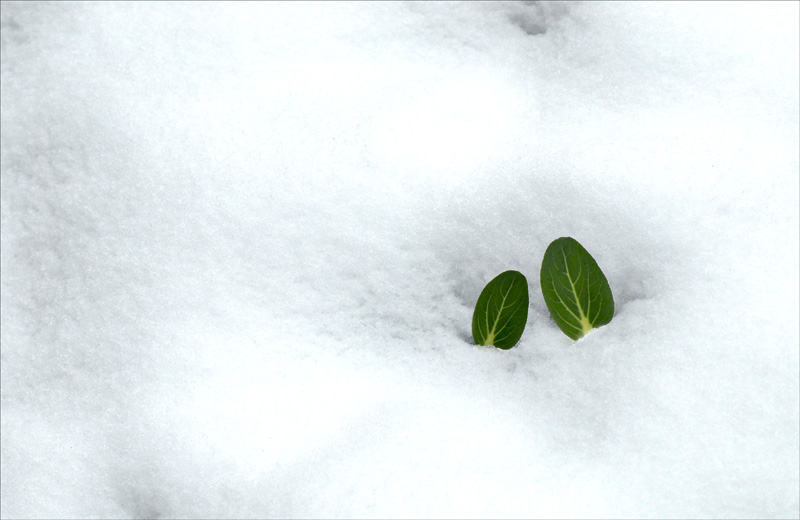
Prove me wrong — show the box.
[472,270,529,350]
[540,237,614,340]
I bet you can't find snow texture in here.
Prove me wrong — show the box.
[1,1,798,518]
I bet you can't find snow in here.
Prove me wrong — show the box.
[1,1,798,518]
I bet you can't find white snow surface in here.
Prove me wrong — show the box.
[1,1,798,518]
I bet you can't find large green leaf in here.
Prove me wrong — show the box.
[472,270,529,350]
[540,237,614,340]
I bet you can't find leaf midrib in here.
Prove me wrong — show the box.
[556,249,593,336]
[484,279,519,345]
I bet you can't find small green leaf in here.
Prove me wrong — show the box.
[472,270,529,350]
[540,237,614,340]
